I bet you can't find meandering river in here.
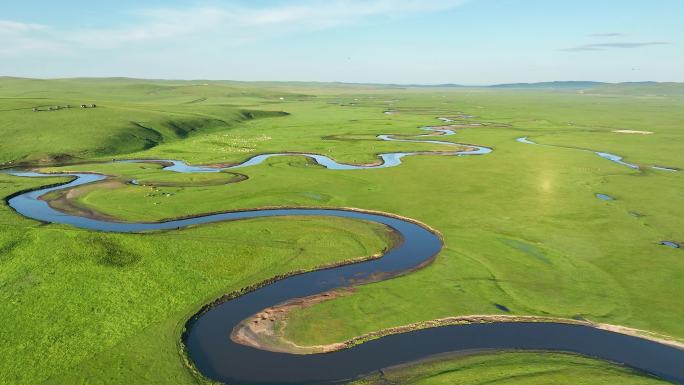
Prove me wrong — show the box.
[4,124,683,384]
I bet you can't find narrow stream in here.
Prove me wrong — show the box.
[516,137,678,172]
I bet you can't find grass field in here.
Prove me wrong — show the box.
[1,78,682,384]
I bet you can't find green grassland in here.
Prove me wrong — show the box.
[1,78,682,384]
[0,77,291,166]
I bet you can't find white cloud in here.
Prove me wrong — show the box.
[561,41,671,52]
[0,37,65,56]
[0,20,65,56]
[0,20,47,35]
[67,7,228,47]
[63,0,470,47]
[0,1,471,55]
[239,0,469,27]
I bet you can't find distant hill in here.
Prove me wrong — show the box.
[412,81,684,96]
[585,82,684,96]
[0,77,293,166]
[352,81,607,89]
[487,81,607,89]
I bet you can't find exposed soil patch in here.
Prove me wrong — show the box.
[232,288,357,354]
[40,179,124,221]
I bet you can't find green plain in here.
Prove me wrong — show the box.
[1,78,682,384]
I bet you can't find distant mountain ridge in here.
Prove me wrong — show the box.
[1,77,682,94]
[395,81,607,89]
[487,81,607,89]
[383,81,684,96]
[397,81,677,89]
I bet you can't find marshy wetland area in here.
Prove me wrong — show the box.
[1,78,683,385]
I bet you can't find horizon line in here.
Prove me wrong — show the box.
[1,76,682,88]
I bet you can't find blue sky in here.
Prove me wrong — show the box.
[1,0,682,84]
